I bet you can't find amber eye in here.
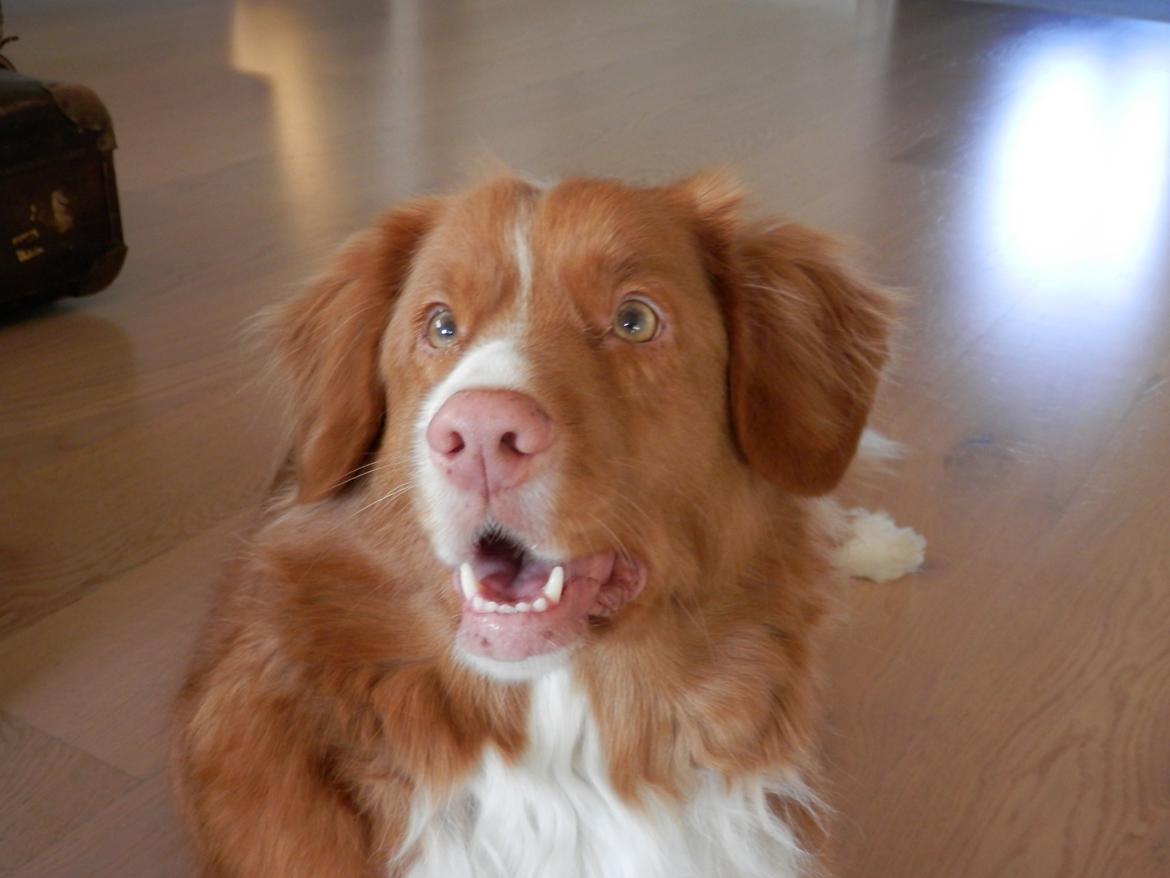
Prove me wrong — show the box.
[426,308,458,348]
[612,299,659,343]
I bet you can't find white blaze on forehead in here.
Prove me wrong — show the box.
[412,181,558,565]
[414,334,537,565]
[419,187,541,423]
[417,338,531,428]
[511,209,536,318]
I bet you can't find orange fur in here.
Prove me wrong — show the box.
[172,171,894,876]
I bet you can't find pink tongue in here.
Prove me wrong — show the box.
[456,553,618,663]
[473,553,553,602]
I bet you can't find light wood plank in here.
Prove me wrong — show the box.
[0,714,136,877]
[0,517,242,778]
[9,772,192,878]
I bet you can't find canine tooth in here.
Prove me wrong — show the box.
[542,566,565,604]
[472,595,486,612]
[498,604,516,614]
[459,563,479,601]
[484,600,499,613]
[532,597,549,612]
[516,602,531,613]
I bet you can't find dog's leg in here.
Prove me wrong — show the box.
[172,653,382,878]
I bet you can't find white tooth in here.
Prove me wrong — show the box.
[498,604,516,614]
[532,597,549,612]
[484,600,499,613]
[459,563,479,601]
[472,595,486,612]
[542,566,565,604]
[516,602,531,613]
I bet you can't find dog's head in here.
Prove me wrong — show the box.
[277,172,893,679]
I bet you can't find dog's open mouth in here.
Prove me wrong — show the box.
[453,529,644,664]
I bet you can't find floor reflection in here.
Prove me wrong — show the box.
[230,0,338,242]
[947,22,1170,438]
[981,28,1170,299]
[228,0,449,243]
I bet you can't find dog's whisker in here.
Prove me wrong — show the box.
[353,480,417,517]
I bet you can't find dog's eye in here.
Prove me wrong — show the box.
[426,308,458,348]
[612,299,659,343]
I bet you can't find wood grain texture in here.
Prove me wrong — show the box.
[0,516,238,778]
[1,0,1168,875]
[8,773,192,878]
[0,713,136,876]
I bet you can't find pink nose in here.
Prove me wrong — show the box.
[426,390,554,494]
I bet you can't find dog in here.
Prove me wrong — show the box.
[171,170,921,877]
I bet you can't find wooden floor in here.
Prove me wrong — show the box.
[2,0,1168,875]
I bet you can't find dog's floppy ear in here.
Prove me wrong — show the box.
[676,172,895,496]
[277,198,440,503]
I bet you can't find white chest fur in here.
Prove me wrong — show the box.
[398,668,811,878]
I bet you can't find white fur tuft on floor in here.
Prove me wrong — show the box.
[832,508,926,583]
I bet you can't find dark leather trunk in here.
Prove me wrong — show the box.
[0,62,127,311]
